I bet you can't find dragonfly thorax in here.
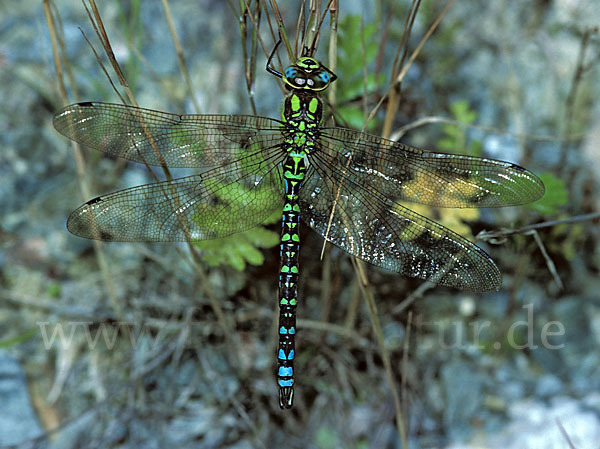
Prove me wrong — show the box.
[283,91,324,126]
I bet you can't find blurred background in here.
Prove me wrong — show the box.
[1,0,599,448]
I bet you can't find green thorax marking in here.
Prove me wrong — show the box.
[282,92,323,126]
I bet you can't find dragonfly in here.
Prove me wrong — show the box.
[53,42,544,409]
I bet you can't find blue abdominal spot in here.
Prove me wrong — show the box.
[278,366,293,377]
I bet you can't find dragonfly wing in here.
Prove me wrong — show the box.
[300,153,501,291]
[319,128,544,208]
[67,149,285,241]
[54,102,284,168]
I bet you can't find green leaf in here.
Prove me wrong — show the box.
[337,106,375,131]
[46,281,61,298]
[336,15,386,105]
[470,139,483,157]
[245,226,280,247]
[194,224,279,271]
[315,426,341,449]
[0,328,39,348]
[450,99,477,124]
[436,100,481,156]
[526,172,568,215]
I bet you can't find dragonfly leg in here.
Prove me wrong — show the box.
[266,36,283,78]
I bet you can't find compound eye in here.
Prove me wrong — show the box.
[285,67,297,78]
[319,72,330,82]
[307,74,328,90]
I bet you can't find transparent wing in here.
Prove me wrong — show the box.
[319,127,544,208]
[301,151,502,291]
[67,149,285,241]
[54,102,284,168]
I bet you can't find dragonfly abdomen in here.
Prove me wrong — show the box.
[277,153,306,409]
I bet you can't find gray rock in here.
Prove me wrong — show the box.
[0,351,43,445]
[442,358,483,440]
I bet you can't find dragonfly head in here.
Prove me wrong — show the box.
[282,57,337,92]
